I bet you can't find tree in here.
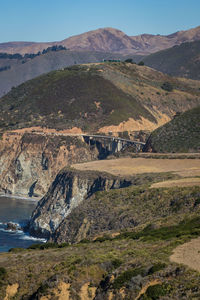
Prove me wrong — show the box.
[161,82,173,92]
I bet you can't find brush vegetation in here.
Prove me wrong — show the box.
[0,62,200,134]
[1,184,200,299]
[144,106,200,152]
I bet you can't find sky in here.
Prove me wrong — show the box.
[0,0,200,43]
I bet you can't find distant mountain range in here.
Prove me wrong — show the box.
[1,25,200,55]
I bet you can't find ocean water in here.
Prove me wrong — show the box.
[0,195,46,252]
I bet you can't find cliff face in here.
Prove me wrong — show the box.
[28,168,132,238]
[0,131,100,198]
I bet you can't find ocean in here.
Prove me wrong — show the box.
[0,195,46,252]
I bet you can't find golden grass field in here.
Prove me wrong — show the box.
[72,157,200,178]
[151,177,200,188]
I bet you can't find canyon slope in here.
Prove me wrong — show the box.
[1,25,200,55]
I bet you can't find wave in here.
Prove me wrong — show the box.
[0,193,40,202]
[0,228,23,234]
[0,227,46,243]
[20,234,47,242]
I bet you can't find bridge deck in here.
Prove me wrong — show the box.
[81,134,145,145]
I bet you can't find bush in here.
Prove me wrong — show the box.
[145,284,167,299]
[161,82,173,92]
[138,61,144,66]
[148,263,166,275]
[111,258,123,269]
[0,267,7,280]
[113,267,145,289]
[94,235,112,243]
[9,247,25,253]
[28,242,69,250]
[125,58,135,64]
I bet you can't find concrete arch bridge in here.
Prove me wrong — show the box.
[81,134,145,159]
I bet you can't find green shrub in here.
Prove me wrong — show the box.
[9,247,25,253]
[111,258,123,269]
[0,267,7,280]
[125,58,135,64]
[145,284,167,299]
[161,82,173,92]
[28,242,69,250]
[148,263,166,275]
[115,216,200,242]
[94,235,112,243]
[113,267,145,289]
[138,61,145,66]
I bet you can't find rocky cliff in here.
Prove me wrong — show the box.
[28,168,132,238]
[0,130,101,198]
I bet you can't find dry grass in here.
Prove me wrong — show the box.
[170,237,200,272]
[72,157,200,177]
[151,177,200,188]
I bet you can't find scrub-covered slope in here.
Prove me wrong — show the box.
[0,62,200,134]
[144,106,200,153]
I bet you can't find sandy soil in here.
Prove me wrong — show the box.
[151,177,200,188]
[170,237,200,272]
[135,279,161,300]
[4,284,19,300]
[72,157,200,177]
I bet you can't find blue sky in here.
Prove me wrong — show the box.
[0,0,200,42]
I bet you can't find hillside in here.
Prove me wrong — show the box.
[144,106,200,153]
[144,40,200,80]
[1,25,200,55]
[0,62,200,134]
[1,169,200,299]
[0,50,138,98]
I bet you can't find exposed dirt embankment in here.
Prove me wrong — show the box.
[0,130,99,198]
[28,168,132,238]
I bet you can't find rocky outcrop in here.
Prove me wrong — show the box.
[28,168,132,238]
[0,131,100,198]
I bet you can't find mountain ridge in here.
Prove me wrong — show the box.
[1,25,200,55]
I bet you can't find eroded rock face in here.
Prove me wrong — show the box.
[0,132,99,198]
[28,168,132,238]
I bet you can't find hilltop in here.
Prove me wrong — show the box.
[1,25,200,55]
[0,49,136,98]
[144,106,200,153]
[0,62,200,134]
[144,40,200,80]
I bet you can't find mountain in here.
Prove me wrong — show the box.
[131,25,200,54]
[144,106,200,153]
[143,40,200,80]
[1,62,200,135]
[1,25,200,55]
